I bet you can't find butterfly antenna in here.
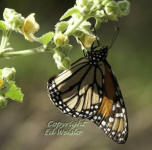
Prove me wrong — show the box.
[109,26,120,49]
[103,9,120,50]
[93,27,100,47]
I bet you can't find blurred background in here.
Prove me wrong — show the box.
[0,0,152,150]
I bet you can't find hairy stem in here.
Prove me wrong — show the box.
[0,46,50,57]
[65,16,87,36]
[0,30,11,50]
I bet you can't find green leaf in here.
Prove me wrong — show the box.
[60,7,80,20]
[5,81,24,102]
[0,20,6,31]
[38,32,54,45]
[55,21,68,32]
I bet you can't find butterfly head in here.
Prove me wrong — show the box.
[87,46,109,64]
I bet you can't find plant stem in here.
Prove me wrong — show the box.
[0,30,11,50]
[0,16,86,58]
[65,16,87,36]
[0,46,50,58]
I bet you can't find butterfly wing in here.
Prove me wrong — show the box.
[48,57,104,118]
[89,60,128,144]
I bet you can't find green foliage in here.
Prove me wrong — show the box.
[60,7,81,21]
[0,68,24,109]
[0,21,6,31]
[118,0,130,16]
[0,0,130,110]
[55,21,69,33]
[38,32,54,45]
[5,81,23,102]
[3,8,25,31]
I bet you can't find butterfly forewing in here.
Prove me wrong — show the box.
[48,57,104,118]
[48,47,128,144]
[89,61,128,144]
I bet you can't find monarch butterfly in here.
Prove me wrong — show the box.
[47,38,128,144]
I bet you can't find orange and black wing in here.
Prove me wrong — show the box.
[89,60,128,144]
[48,57,104,118]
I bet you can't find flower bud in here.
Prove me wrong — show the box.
[2,67,16,80]
[104,1,120,20]
[54,32,69,47]
[21,13,40,42]
[118,0,130,16]
[0,95,7,110]
[3,8,25,31]
[79,34,96,48]
[76,0,94,14]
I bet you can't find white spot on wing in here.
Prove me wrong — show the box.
[95,105,98,109]
[52,84,55,88]
[120,113,123,117]
[101,121,106,126]
[122,108,125,113]
[66,108,70,112]
[98,116,101,120]
[112,105,116,111]
[93,116,97,120]
[85,111,89,114]
[59,101,62,104]
[109,117,114,122]
[115,113,120,117]
[116,103,120,108]
[107,128,111,132]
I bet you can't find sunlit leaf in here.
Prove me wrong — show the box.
[38,32,54,45]
[55,21,68,32]
[60,7,80,20]
[0,20,6,31]
[5,81,24,102]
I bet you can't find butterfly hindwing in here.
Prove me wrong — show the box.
[47,47,128,144]
[48,57,104,118]
[89,60,128,144]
